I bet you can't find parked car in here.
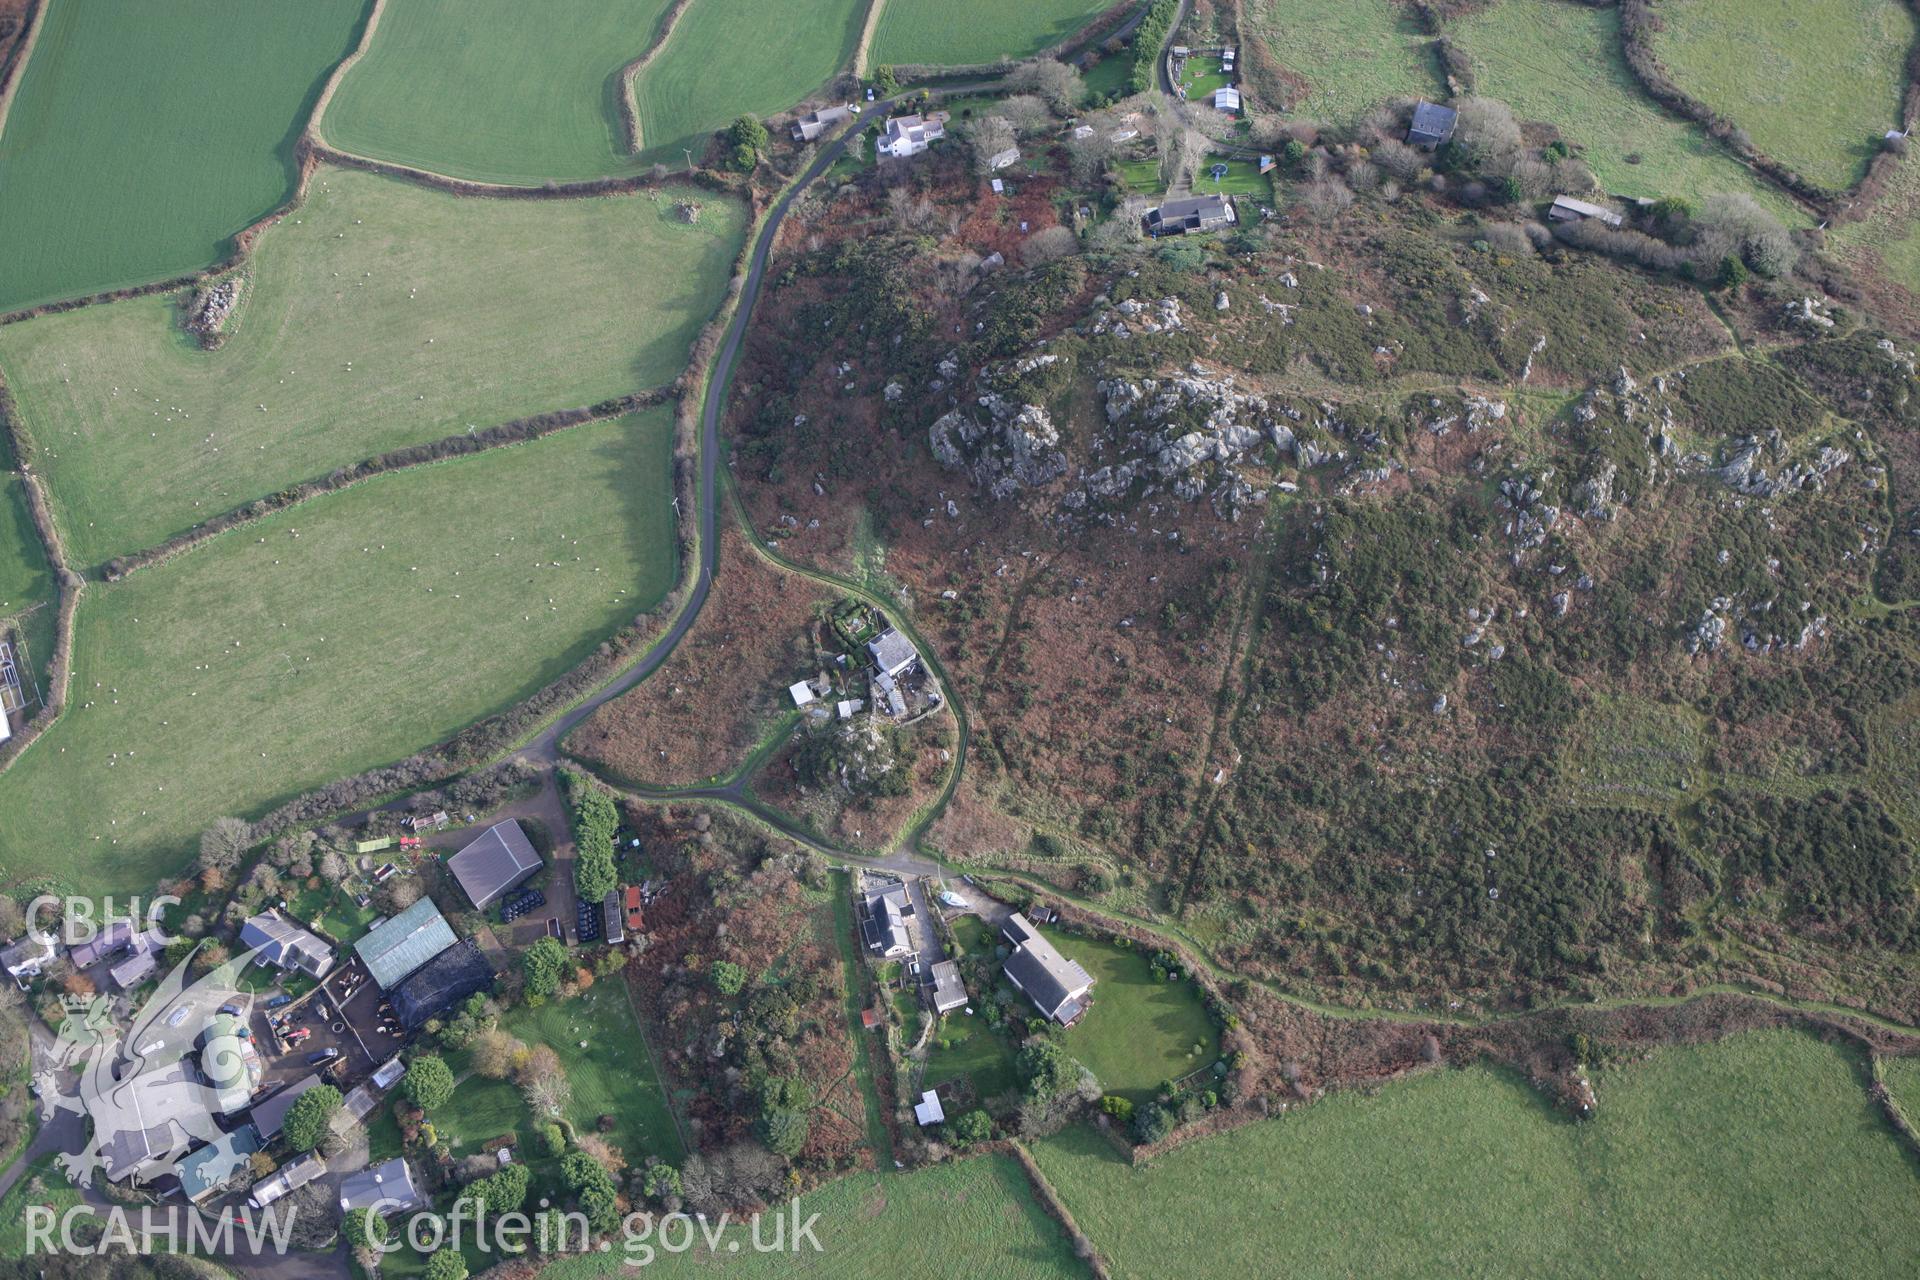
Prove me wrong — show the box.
[265,994,294,1010]
[164,1006,191,1028]
[218,1002,244,1018]
[306,1048,340,1065]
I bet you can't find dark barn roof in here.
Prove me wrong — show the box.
[391,939,494,1032]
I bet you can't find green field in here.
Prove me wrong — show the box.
[1251,0,1440,125]
[1455,0,1803,219]
[0,0,367,314]
[632,0,865,162]
[1884,1053,1920,1123]
[541,1155,1085,1278]
[1045,928,1219,1102]
[0,166,745,567]
[1832,135,1920,291]
[1651,0,1915,192]
[0,409,676,893]
[0,474,55,694]
[1035,1030,1920,1278]
[870,0,1114,67]
[0,1157,84,1258]
[322,0,673,183]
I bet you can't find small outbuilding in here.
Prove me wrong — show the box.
[1407,100,1457,149]
[913,1089,945,1126]
[239,910,334,979]
[1548,195,1624,228]
[340,1157,424,1215]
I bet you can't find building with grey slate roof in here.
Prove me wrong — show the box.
[1000,913,1094,1025]
[354,897,456,990]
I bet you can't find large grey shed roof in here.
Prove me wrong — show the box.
[354,897,456,990]
[447,819,542,910]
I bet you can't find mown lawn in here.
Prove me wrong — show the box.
[0,410,676,894]
[871,0,1114,67]
[1045,928,1218,1102]
[1651,0,1915,192]
[0,166,744,567]
[1194,158,1274,202]
[540,1155,1085,1277]
[0,0,367,313]
[322,0,674,183]
[1455,0,1804,220]
[499,980,686,1165]
[925,1006,1020,1101]
[1035,1030,1920,1279]
[1250,0,1440,125]
[633,0,865,163]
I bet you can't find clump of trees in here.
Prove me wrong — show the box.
[522,936,569,998]
[724,115,770,172]
[403,1055,456,1110]
[564,770,620,904]
[282,1084,342,1153]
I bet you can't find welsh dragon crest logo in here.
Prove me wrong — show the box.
[35,940,267,1191]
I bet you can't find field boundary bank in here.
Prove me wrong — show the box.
[1613,0,1864,216]
[852,0,886,78]
[616,0,698,156]
[97,388,672,581]
[305,140,747,200]
[0,0,47,144]
[301,0,388,152]
[1832,0,1920,228]
[1006,1140,1112,1279]
[0,375,81,778]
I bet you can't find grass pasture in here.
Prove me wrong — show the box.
[1455,0,1803,219]
[322,0,674,184]
[541,1155,1086,1278]
[872,0,1115,67]
[0,409,677,894]
[0,474,55,693]
[1036,1030,1920,1279]
[1831,137,1920,292]
[633,0,865,163]
[1249,0,1440,125]
[1651,0,1916,192]
[1560,696,1704,807]
[0,0,367,314]
[0,166,745,567]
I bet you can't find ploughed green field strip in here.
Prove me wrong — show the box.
[0,474,51,615]
[0,0,366,313]
[322,0,674,184]
[541,1154,1086,1278]
[869,0,1113,67]
[1650,0,1915,193]
[1454,0,1804,221]
[0,166,745,568]
[633,0,866,163]
[1035,1031,1920,1279]
[0,410,676,894]
[1249,0,1440,125]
